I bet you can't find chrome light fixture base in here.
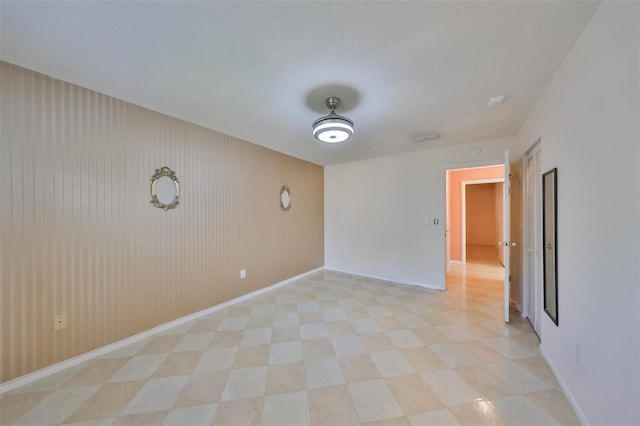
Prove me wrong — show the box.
[312,97,354,143]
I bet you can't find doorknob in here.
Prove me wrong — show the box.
[545,243,553,250]
[501,241,516,247]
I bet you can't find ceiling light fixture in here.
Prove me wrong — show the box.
[488,94,506,107]
[312,97,354,143]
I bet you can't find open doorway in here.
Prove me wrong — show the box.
[445,164,507,320]
[446,165,505,269]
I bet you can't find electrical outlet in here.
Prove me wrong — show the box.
[240,269,246,279]
[54,314,67,330]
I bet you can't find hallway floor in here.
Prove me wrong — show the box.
[1,268,579,425]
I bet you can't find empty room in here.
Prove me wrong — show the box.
[1,1,638,425]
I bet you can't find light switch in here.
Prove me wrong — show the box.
[424,216,430,225]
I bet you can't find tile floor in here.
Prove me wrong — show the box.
[1,262,580,425]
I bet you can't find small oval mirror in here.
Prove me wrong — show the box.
[280,185,291,211]
[151,167,180,211]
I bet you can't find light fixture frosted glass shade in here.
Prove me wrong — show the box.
[312,111,354,143]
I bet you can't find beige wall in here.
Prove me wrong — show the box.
[465,183,497,246]
[0,61,324,383]
[447,165,504,261]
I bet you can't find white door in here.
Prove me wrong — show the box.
[502,150,512,323]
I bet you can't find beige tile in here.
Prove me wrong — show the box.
[120,376,188,416]
[526,389,581,425]
[153,351,202,378]
[386,330,424,348]
[300,322,330,340]
[514,356,559,387]
[188,317,222,333]
[400,347,447,372]
[491,395,558,425]
[431,342,481,368]
[14,385,101,425]
[194,347,237,373]
[208,330,243,348]
[239,328,272,346]
[262,391,310,426]
[360,333,397,353]
[220,366,267,401]
[371,350,415,377]
[485,360,553,394]
[422,370,482,407]
[456,340,504,363]
[326,320,356,336]
[449,400,510,426]
[374,317,405,331]
[227,304,252,317]
[246,315,274,328]
[270,325,301,342]
[348,379,404,423]
[162,404,218,425]
[269,341,303,364]
[173,332,215,352]
[108,354,167,383]
[64,380,146,423]
[455,365,518,400]
[137,335,181,355]
[0,390,51,425]
[363,416,411,426]
[173,371,228,407]
[332,335,367,356]
[211,397,263,426]
[265,362,306,395]
[386,374,444,414]
[302,338,336,360]
[113,410,168,425]
[339,354,382,383]
[298,311,324,324]
[412,327,449,345]
[305,357,345,389]
[408,408,460,426]
[64,358,130,387]
[232,344,270,368]
[308,385,360,426]
[274,303,298,315]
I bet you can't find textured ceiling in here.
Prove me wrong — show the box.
[0,1,599,165]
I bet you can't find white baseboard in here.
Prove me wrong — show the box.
[539,344,588,425]
[324,267,444,291]
[0,267,323,395]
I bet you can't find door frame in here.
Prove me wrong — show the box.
[461,177,505,264]
[443,159,505,291]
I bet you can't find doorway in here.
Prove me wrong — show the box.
[445,164,508,318]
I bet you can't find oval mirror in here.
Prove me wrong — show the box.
[280,185,291,211]
[151,167,180,210]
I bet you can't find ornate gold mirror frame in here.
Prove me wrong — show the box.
[150,166,180,211]
[280,185,291,211]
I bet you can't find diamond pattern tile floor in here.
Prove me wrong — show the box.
[1,264,580,425]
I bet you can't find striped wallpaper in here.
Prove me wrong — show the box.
[0,61,324,383]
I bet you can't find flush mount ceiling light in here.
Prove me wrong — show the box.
[488,94,506,107]
[312,97,354,143]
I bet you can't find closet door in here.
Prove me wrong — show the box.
[525,144,542,334]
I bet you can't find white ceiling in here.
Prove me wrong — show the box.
[1,1,599,165]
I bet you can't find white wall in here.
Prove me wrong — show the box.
[325,138,511,289]
[515,2,639,425]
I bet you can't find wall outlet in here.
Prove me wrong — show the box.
[54,314,67,330]
[240,269,246,279]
